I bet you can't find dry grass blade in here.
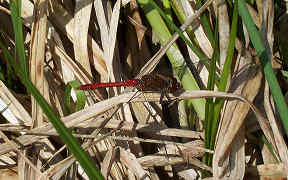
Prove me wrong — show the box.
[264,81,288,173]
[94,0,122,93]
[94,0,116,81]
[74,0,93,76]
[0,90,262,156]
[128,0,147,49]
[101,147,119,179]
[29,0,47,128]
[0,81,32,125]
[0,118,202,139]
[24,1,60,179]
[1,0,286,178]
[47,0,108,80]
[137,140,210,169]
[213,53,263,179]
[216,0,230,69]
[42,155,75,179]
[17,129,202,143]
[56,90,266,130]
[119,147,150,180]
[105,0,121,68]
[182,0,213,59]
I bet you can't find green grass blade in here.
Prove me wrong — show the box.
[202,2,238,166]
[9,0,29,78]
[203,51,217,165]
[209,4,238,148]
[0,64,5,81]
[202,17,219,166]
[238,0,288,136]
[162,0,173,23]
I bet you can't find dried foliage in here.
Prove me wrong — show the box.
[0,0,287,179]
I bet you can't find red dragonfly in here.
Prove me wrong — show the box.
[79,74,182,129]
[78,74,181,95]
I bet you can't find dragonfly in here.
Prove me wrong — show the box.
[78,74,182,130]
[78,74,181,103]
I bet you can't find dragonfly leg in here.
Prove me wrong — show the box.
[160,90,164,104]
[161,98,181,129]
[160,87,171,104]
[160,78,172,104]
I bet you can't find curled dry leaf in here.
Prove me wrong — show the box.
[213,52,263,179]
